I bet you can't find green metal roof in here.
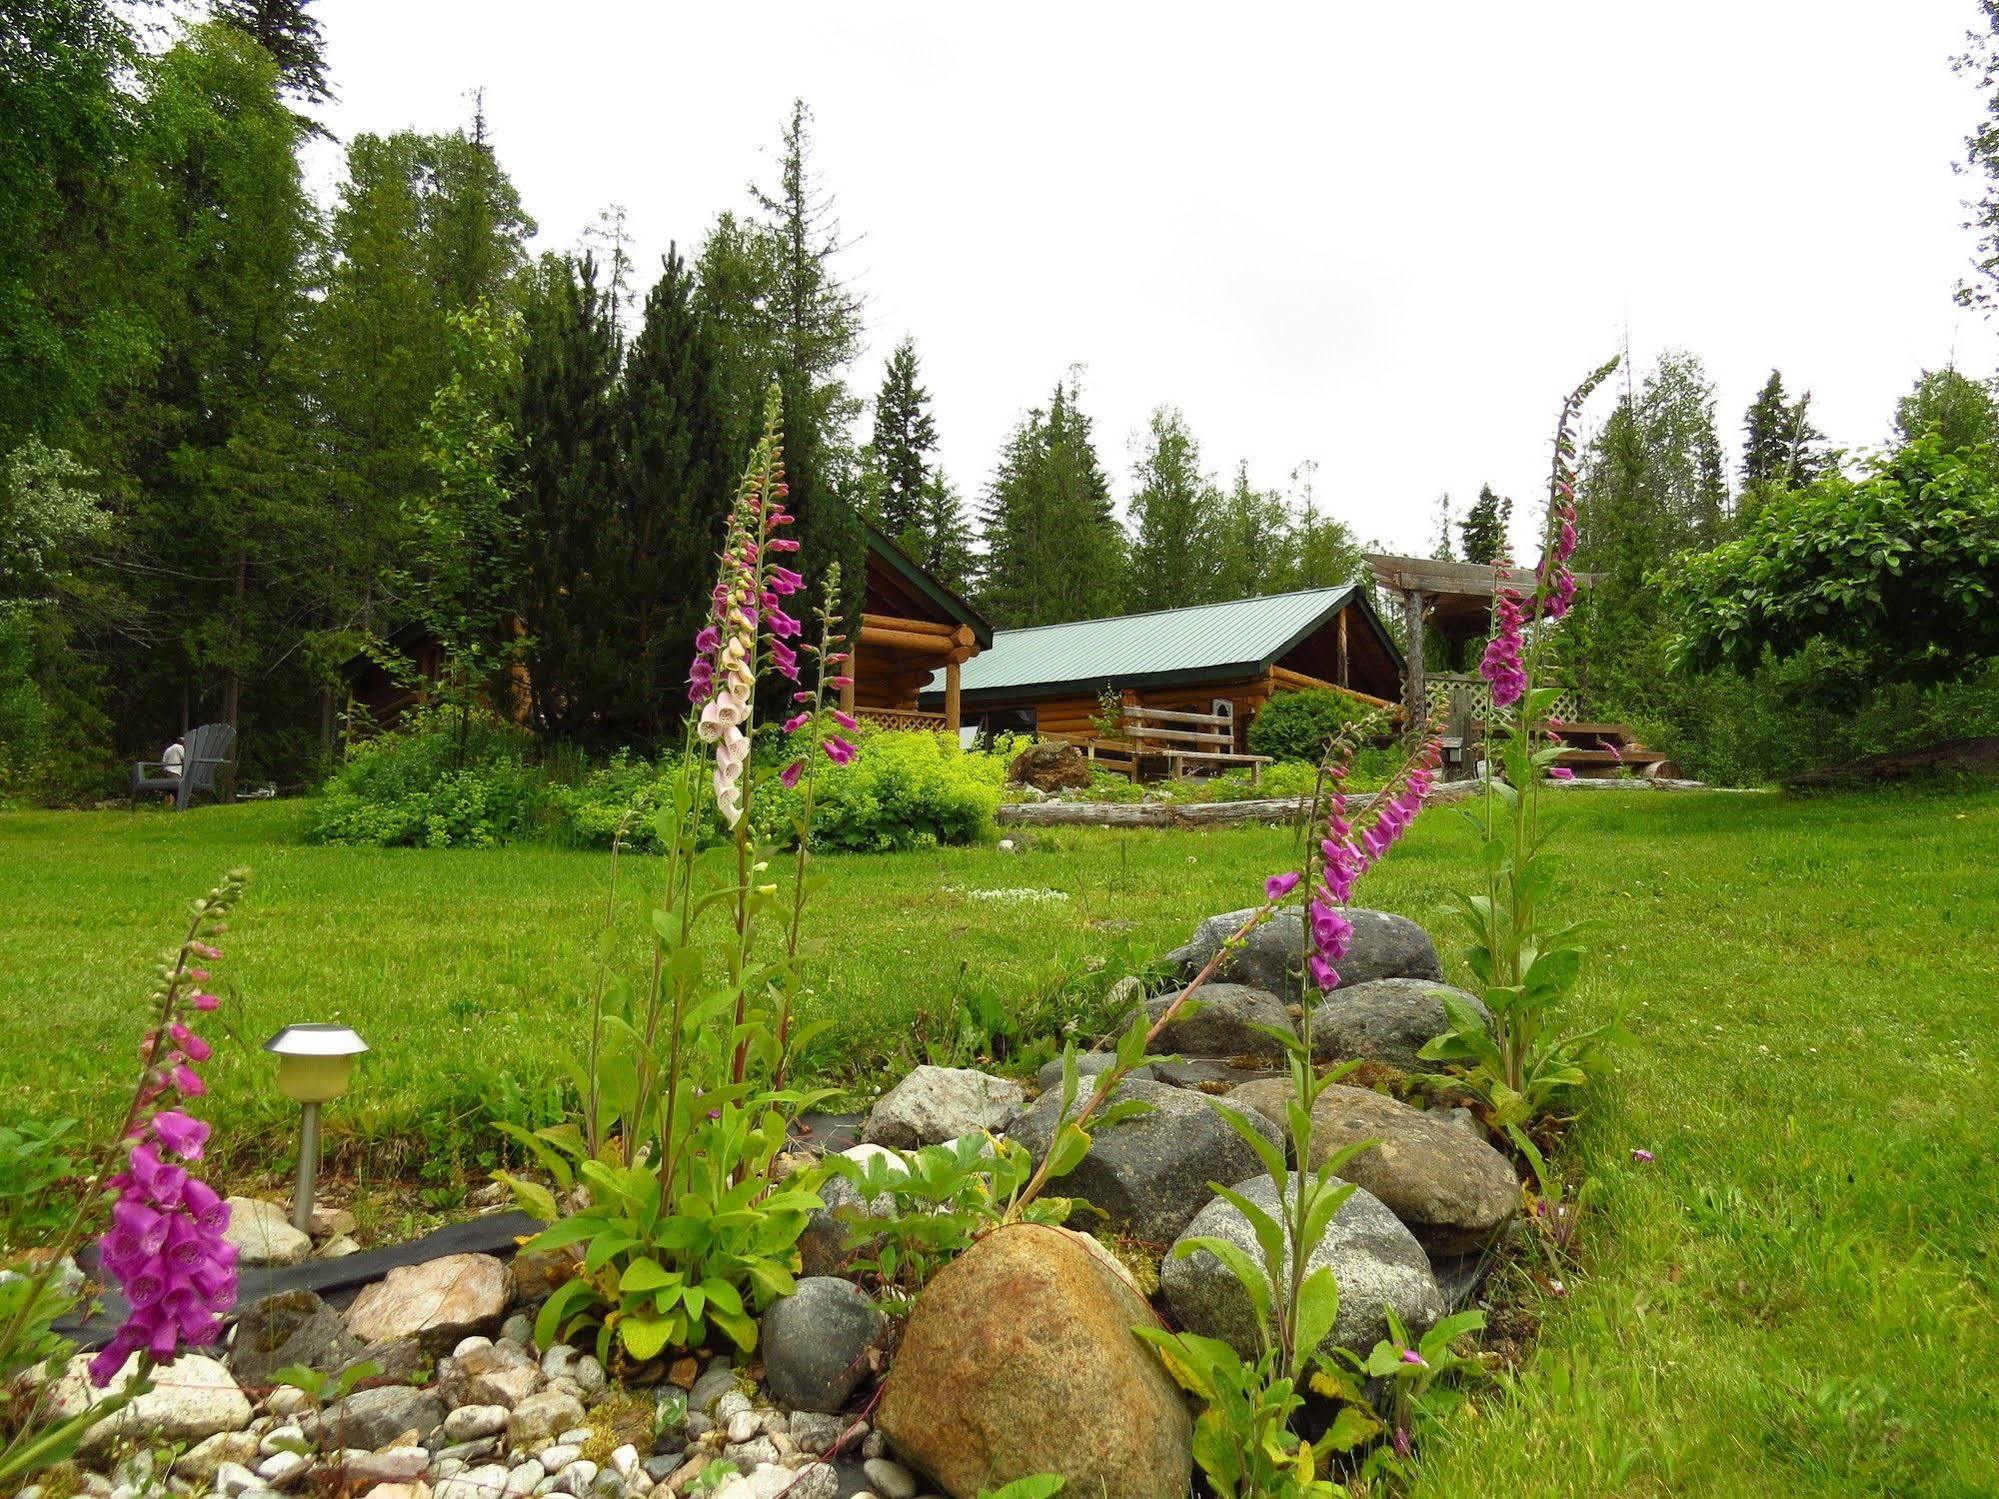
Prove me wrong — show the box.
[924,584,1394,700]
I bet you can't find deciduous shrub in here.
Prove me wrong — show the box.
[1247,689,1387,763]
[775,726,1009,852]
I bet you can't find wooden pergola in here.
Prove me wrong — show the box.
[1365,553,1599,731]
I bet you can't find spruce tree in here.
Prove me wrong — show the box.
[1740,368,1831,512]
[1209,462,1292,601]
[1457,483,1512,564]
[211,0,332,108]
[1126,405,1219,611]
[915,471,976,593]
[1429,493,1456,560]
[512,253,623,742]
[977,374,1124,626]
[613,245,734,741]
[868,336,938,541]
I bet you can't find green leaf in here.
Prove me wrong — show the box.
[618,1312,675,1362]
[1294,1264,1341,1358]
[618,1258,676,1295]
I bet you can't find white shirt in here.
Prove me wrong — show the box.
[162,742,184,776]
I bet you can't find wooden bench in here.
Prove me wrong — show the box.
[1121,705,1273,785]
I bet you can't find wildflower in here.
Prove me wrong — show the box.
[767,537,800,552]
[1479,584,1528,709]
[824,735,857,766]
[1399,1348,1427,1367]
[767,565,805,595]
[782,713,812,734]
[831,710,859,732]
[779,761,805,789]
[827,675,854,690]
[190,943,221,961]
[1264,872,1301,900]
[1392,1429,1413,1459]
[1606,741,1623,764]
[188,992,220,1013]
[1631,1147,1655,1164]
[1549,767,1576,781]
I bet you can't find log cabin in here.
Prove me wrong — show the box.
[343,521,992,734]
[915,585,1404,750]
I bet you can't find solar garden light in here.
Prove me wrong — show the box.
[263,1023,368,1235]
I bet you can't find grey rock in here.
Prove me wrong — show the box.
[258,1426,307,1456]
[725,1436,779,1467]
[46,1353,251,1462]
[1161,1174,1443,1357]
[320,1384,445,1451]
[725,1408,761,1444]
[254,1451,309,1488]
[439,1339,544,1409]
[786,1411,846,1456]
[264,1386,313,1420]
[336,1445,431,1487]
[1230,1079,1518,1255]
[1032,1051,1154,1093]
[552,1459,598,1496]
[862,1459,918,1499]
[1141,982,1294,1060]
[339,1335,428,1385]
[1167,907,1443,995]
[436,1463,512,1499]
[229,1289,364,1385]
[224,1198,312,1268]
[1309,979,1490,1072]
[555,1426,592,1446]
[504,1461,546,1498]
[500,1314,535,1347]
[535,1446,582,1473]
[174,1431,261,1486]
[508,1389,586,1448]
[212,1461,263,1497]
[761,1278,884,1413]
[1005,1077,1283,1242]
[799,1145,908,1279]
[453,1336,494,1358]
[642,1457,681,1485]
[861,1066,1026,1149]
[443,1404,510,1443]
[687,1360,741,1415]
[713,1391,753,1424]
[607,1444,640,1479]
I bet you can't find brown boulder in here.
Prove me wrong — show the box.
[1007,742,1094,793]
[876,1224,1191,1499]
[1229,1079,1518,1254]
[343,1252,510,1350]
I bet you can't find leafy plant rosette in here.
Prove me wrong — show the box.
[1419,360,1629,1131]
[496,391,849,1366]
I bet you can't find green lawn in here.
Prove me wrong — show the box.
[4,787,1997,1496]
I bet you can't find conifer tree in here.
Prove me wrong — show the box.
[977,374,1124,626]
[1458,483,1512,564]
[1429,493,1456,560]
[211,0,332,109]
[1893,368,1999,456]
[612,245,734,741]
[1126,405,1219,611]
[1209,462,1292,601]
[867,336,938,541]
[1739,368,1831,513]
[511,253,623,742]
[915,472,976,594]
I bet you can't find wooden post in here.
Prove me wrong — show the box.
[1403,588,1427,739]
[839,661,856,717]
[1336,609,1350,686]
[944,659,961,735]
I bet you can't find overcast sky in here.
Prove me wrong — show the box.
[305,0,1999,557]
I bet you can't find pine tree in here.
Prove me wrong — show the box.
[1739,368,1831,514]
[977,374,1124,626]
[1429,493,1456,560]
[1458,483,1512,564]
[511,253,623,742]
[1209,462,1292,601]
[612,245,734,742]
[868,336,938,541]
[915,471,976,594]
[1126,405,1219,611]
[211,0,332,109]
[1285,463,1366,592]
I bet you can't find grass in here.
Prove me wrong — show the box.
[4,785,1997,1495]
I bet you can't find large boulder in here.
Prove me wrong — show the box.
[1006,742,1094,793]
[1161,1175,1442,1358]
[1309,979,1490,1072]
[1142,983,1293,1060]
[876,1224,1191,1499]
[1228,1079,1518,1255]
[1006,1077,1281,1243]
[343,1253,510,1351]
[228,1288,365,1386]
[861,1066,1025,1149]
[1166,907,1443,996]
[1033,1051,1153,1093]
[316,1383,446,1450]
[223,1196,312,1267]
[48,1352,251,1461]
[760,1277,885,1412]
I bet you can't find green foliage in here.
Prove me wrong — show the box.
[977,1480,1064,1499]
[823,1136,1068,1300]
[1339,1306,1487,1470]
[1738,367,1833,517]
[1127,405,1219,612]
[1458,483,1511,566]
[306,708,551,848]
[1247,691,1387,764]
[977,373,1126,628]
[784,728,1005,852]
[865,336,940,541]
[1666,433,1999,686]
[0,1119,81,1246]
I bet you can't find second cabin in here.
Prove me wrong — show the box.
[917,584,1404,754]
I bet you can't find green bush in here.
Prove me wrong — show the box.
[308,712,1014,851]
[1246,689,1389,763]
[773,727,1009,852]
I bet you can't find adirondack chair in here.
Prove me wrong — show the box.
[130,723,238,811]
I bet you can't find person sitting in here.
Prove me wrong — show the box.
[161,737,185,777]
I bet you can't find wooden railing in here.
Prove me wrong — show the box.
[852,706,948,733]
